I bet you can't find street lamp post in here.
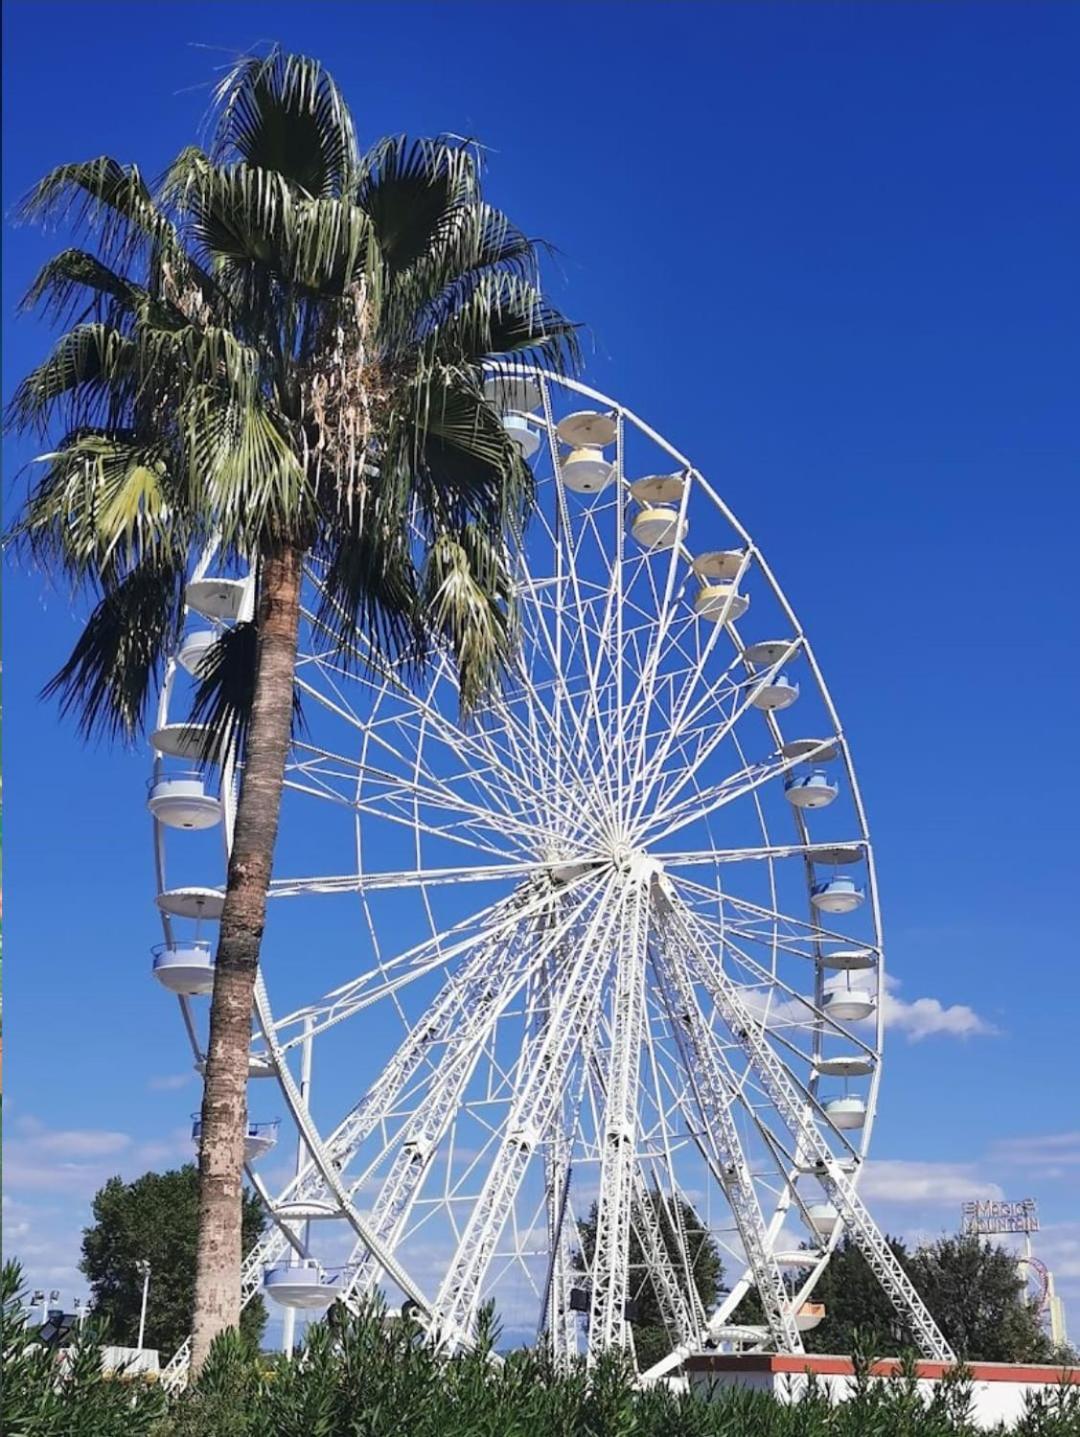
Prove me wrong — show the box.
[135,1261,151,1351]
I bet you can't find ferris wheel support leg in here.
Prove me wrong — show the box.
[584,1045,700,1349]
[587,880,651,1362]
[432,880,625,1345]
[649,914,805,1355]
[656,882,955,1364]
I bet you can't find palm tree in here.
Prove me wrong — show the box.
[6,49,576,1368]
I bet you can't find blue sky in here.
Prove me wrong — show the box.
[3,1,1078,1346]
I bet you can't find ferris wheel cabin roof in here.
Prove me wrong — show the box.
[556,409,617,448]
[156,886,225,920]
[745,639,794,666]
[692,549,746,581]
[811,844,863,867]
[151,722,216,762]
[185,577,245,621]
[782,738,840,763]
[815,1055,874,1078]
[483,372,542,414]
[630,473,685,504]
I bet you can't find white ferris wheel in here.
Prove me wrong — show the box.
[147,370,954,1383]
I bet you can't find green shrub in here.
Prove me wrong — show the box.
[5,1260,1078,1435]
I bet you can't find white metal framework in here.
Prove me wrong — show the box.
[151,371,954,1386]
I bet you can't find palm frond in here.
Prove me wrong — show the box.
[41,559,185,742]
[178,389,312,548]
[211,48,359,198]
[5,323,137,435]
[313,489,420,673]
[358,136,480,275]
[21,248,147,330]
[424,270,580,373]
[11,432,187,582]
[187,618,304,764]
[421,523,517,716]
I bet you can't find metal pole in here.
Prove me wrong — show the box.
[282,1015,314,1357]
[136,1262,151,1350]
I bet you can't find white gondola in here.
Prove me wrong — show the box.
[820,947,877,971]
[185,577,245,621]
[503,412,541,458]
[147,773,222,831]
[150,722,215,762]
[810,876,864,913]
[196,1053,276,1080]
[632,505,687,550]
[796,1302,826,1332]
[562,445,614,493]
[825,1096,867,1131]
[152,942,214,996]
[750,672,799,710]
[815,1054,874,1077]
[177,630,217,677]
[691,550,745,581]
[807,1202,840,1237]
[693,582,749,621]
[630,473,685,505]
[784,769,838,809]
[822,985,876,1021]
[156,886,225,920]
[192,1117,279,1164]
[555,410,617,448]
[264,1261,347,1310]
[483,372,541,414]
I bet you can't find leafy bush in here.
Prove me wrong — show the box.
[4,1260,1077,1435]
[1,1260,168,1436]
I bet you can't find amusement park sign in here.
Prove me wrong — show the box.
[961,1198,1039,1236]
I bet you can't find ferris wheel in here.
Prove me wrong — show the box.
[148,370,953,1383]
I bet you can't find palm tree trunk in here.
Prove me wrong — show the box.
[190,543,302,1372]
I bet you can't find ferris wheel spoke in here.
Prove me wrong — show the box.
[643,745,821,847]
[295,671,549,846]
[619,475,696,796]
[515,534,616,811]
[272,870,605,1047]
[626,551,759,817]
[635,644,802,837]
[431,875,626,1343]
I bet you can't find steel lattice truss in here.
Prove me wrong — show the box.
[152,372,953,1387]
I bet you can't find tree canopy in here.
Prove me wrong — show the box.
[80,1164,267,1355]
[733,1233,1059,1364]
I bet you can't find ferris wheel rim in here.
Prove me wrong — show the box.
[152,368,888,1378]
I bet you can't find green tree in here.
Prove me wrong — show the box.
[576,1191,724,1370]
[80,1164,267,1356]
[784,1235,915,1356]
[7,49,575,1367]
[735,1232,1058,1364]
[908,1234,1053,1364]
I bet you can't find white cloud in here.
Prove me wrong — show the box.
[147,1073,193,1092]
[859,1159,1003,1207]
[878,975,998,1043]
[989,1132,1080,1178]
